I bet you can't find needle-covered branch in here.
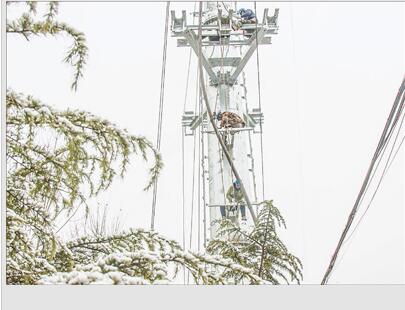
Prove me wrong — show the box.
[207,200,303,284]
[7,2,87,90]
[6,90,162,284]
[39,229,265,285]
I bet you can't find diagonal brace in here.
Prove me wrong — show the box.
[229,27,266,84]
[184,29,218,83]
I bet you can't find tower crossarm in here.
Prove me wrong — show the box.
[171,8,279,85]
[170,8,279,45]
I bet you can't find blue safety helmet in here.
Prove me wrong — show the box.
[238,8,246,15]
[233,180,241,189]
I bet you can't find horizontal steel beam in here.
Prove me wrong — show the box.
[177,38,272,47]
[209,57,241,67]
[203,127,254,134]
[208,203,261,208]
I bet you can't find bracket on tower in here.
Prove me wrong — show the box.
[182,110,208,135]
[266,8,279,27]
[246,108,264,133]
[171,10,187,33]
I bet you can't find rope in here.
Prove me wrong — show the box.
[213,85,220,115]
[200,86,208,248]
[189,74,201,251]
[221,2,230,14]
[187,59,203,282]
[197,2,257,223]
[181,126,186,284]
[197,113,201,251]
[182,3,198,284]
[183,50,193,111]
[242,70,259,204]
[187,130,197,284]
[254,1,266,202]
[321,75,405,284]
[211,85,227,207]
[217,2,226,86]
[212,88,227,206]
[219,141,227,204]
[289,1,307,278]
[150,1,170,230]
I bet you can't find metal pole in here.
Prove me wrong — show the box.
[175,1,272,240]
[198,3,257,236]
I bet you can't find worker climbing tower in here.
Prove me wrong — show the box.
[172,2,279,240]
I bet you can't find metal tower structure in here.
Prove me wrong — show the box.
[172,2,279,240]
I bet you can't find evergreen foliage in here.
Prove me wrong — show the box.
[39,229,265,284]
[7,1,87,90]
[6,91,162,284]
[207,200,303,284]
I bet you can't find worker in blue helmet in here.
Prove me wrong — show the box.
[233,8,257,31]
[238,8,256,22]
[220,180,247,222]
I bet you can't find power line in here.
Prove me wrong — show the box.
[200,86,208,248]
[332,96,405,275]
[242,70,259,205]
[150,1,170,230]
[197,110,201,251]
[321,75,405,284]
[254,1,266,202]
[181,126,186,284]
[343,92,405,248]
[187,130,197,284]
[187,57,201,284]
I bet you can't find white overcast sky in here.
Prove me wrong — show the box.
[6,1,404,284]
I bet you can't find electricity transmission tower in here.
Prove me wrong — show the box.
[172,2,279,240]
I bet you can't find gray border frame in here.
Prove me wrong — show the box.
[2,1,404,309]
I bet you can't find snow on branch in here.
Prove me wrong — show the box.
[41,229,266,285]
[6,90,162,284]
[7,2,86,90]
[207,200,303,284]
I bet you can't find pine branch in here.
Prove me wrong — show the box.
[41,229,265,285]
[6,11,88,90]
[207,200,303,284]
[26,1,38,14]
[6,90,163,284]
[44,1,59,21]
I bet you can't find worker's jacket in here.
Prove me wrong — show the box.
[241,9,256,20]
[220,112,246,129]
[226,185,244,204]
